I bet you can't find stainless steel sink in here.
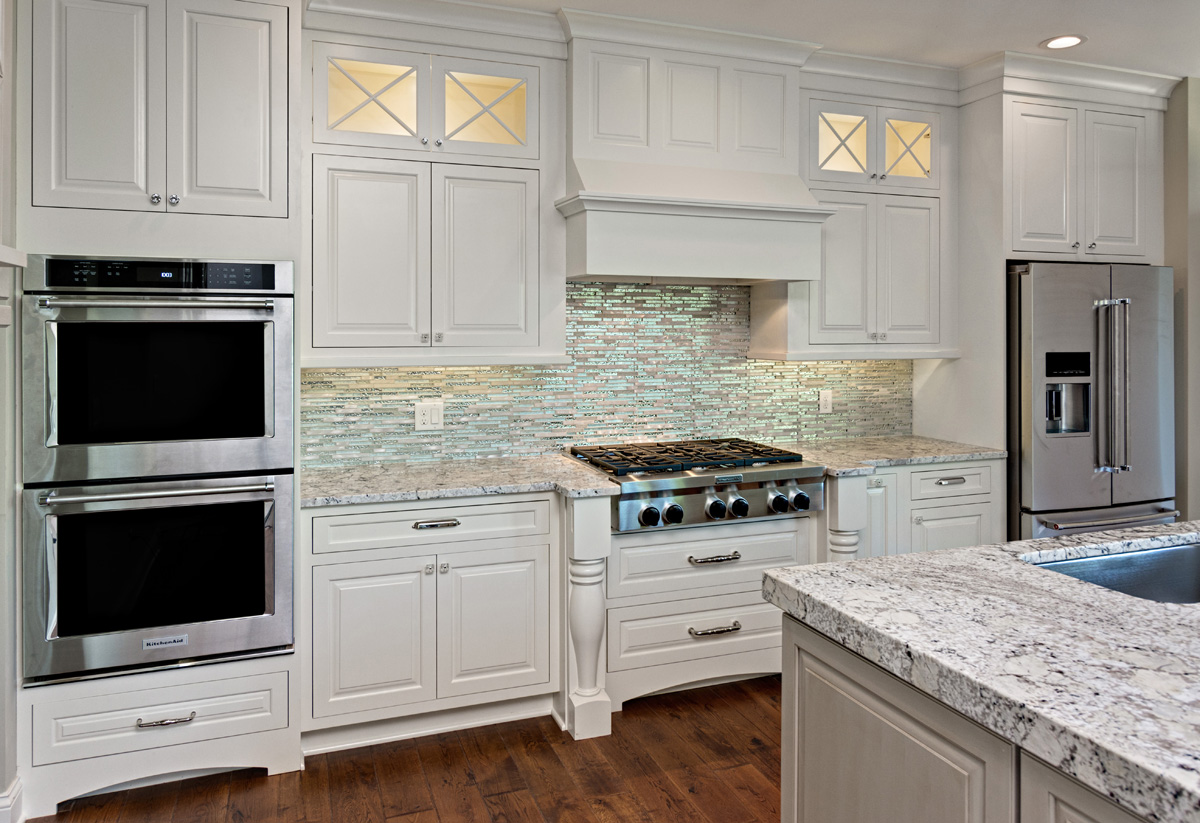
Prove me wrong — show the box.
[1034,544,1200,604]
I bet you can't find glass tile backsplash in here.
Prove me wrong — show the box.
[301,282,912,467]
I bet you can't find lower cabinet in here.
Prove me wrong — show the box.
[1020,754,1148,823]
[306,495,558,726]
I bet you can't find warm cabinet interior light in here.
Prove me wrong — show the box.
[1041,34,1087,49]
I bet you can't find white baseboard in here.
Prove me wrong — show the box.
[0,777,23,823]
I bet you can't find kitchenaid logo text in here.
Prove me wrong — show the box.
[143,634,188,650]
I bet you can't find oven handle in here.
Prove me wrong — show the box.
[38,482,275,507]
[36,297,275,311]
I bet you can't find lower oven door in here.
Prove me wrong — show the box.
[22,474,293,682]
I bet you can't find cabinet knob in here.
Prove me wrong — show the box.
[913,516,924,525]
[870,478,884,488]
[168,194,180,206]
[435,138,444,147]
[420,333,430,343]
[1088,242,1097,249]
[869,332,878,340]
[421,137,429,145]
[870,173,878,179]
[439,563,449,574]
[149,193,161,204]
[434,332,444,343]
[879,333,887,341]
[425,564,434,575]
[1072,242,1081,249]
[879,173,887,180]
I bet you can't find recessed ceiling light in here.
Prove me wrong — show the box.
[1040,34,1087,50]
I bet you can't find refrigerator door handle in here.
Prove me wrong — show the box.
[1118,297,1132,472]
[1094,298,1128,473]
[1038,508,1179,531]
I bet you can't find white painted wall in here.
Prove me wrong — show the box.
[912,94,1007,452]
[1164,78,1200,520]
[0,0,16,805]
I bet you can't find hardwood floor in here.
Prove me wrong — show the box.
[37,675,783,823]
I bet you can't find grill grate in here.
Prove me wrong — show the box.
[570,438,804,476]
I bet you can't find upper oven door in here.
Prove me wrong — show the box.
[21,294,294,484]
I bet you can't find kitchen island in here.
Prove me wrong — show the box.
[763,522,1200,823]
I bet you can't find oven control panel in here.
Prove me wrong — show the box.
[43,258,278,291]
[613,478,825,532]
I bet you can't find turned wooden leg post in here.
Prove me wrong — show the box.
[827,528,861,561]
[564,497,612,739]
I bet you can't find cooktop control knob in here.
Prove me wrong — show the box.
[769,493,790,513]
[729,497,750,518]
[791,490,811,510]
[706,499,728,519]
[638,506,661,527]
[663,504,685,525]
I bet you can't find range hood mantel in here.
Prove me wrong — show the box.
[557,11,832,284]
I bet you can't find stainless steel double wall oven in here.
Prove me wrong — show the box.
[20,256,295,682]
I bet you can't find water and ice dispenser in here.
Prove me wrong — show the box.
[1044,352,1090,435]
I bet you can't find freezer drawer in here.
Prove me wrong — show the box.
[1020,501,1177,539]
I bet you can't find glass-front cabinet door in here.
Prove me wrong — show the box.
[314,45,538,161]
[807,99,939,190]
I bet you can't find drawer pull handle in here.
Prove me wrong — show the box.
[688,551,741,565]
[413,518,461,530]
[934,477,967,486]
[136,711,196,729]
[688,621,742,638]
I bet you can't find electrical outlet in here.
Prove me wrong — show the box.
[415,401,444,431]
[818,389,833,414]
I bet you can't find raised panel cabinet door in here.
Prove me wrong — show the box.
[783,619,1015,823]
[910,502,994,553]
[807,99,874,186]
[312,41,430,152]
[876,106,939,190]
[436,543,550,699]
[432,56,539,160]
[312,557,437,718]
[1011,101,1079,254]
[166,0,287,216]
[312,155,431,348]
[725,65,794,172]
[1019,754,1148,823]
[1084,110,1147,257]
[862,473,899,557]
[808,190,875,345]
[431,165,539,348]
[877,195,939,344]
[33,0,166,210]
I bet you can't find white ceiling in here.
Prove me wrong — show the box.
[470,0,1198,80]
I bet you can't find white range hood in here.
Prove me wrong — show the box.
[556,11,832,285]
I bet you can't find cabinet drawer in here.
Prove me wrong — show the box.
[608,592,781,672]
[608,519,807,599]
[313,499,550,555]
[909,465,991,501]
[34,672,288,766]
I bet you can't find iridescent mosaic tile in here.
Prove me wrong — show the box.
[300,283,912,466]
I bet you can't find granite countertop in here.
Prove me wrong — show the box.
[300,454,618,508]
[779,434,1007,476]
[763,521,1200,823]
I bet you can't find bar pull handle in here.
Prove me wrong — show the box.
[688,621,742,638]
[934,477,967,486]
[413,518,461,530]
[39,482,274,506]
[37,298,274,311]
[1119,298,1131,472]
[1039,509,1179,531]
[688,551,742,565]
[136,711,197,729]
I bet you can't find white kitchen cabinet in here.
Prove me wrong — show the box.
[752,189,941,356]
[313,41,539,161]
[305,496,558,728]
[822,460,1004,561]
[311,154,539,355]
[1010,99,1151,259]
[1020,754,1149,823]
[783,617,1015,823]
[32,0,287,217]
[804,94,940,191]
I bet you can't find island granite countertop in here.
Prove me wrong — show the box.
[763,521,1200,823]
[301,454,618,508]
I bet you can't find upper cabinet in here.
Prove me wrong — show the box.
[1009,99,1153,259]
[313,41,539,162]
[32,0,288,217]
[806,96,940,191]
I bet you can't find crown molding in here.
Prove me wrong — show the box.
[959,51,1180,109]
[557,9,820,66]
[800,50,960,106]
[305,0,567,59]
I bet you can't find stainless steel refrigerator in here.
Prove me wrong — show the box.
[1007,263,1177,539]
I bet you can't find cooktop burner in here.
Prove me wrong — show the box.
[570,438,805,476]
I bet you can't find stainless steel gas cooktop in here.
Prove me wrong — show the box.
[570,438,825,532]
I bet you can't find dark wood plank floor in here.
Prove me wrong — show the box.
[38,675,782,823]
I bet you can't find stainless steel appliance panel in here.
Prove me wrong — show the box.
[21,293,294,484]
[1019,263,1112,512]
[1111,265,1174,504]
[22,474,294,681]
[1020,500,1178,539]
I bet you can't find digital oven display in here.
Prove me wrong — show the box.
[137,265,183,284]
